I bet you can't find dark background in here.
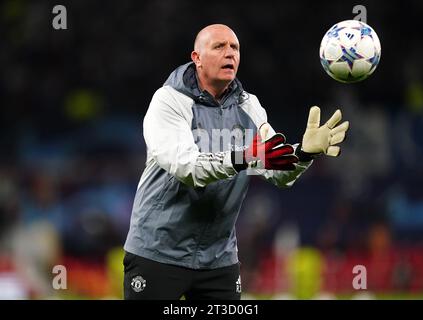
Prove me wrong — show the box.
[0,0,422,299]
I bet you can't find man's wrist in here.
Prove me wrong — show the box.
[295,144,320,162]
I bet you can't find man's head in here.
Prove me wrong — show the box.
[191,24,240,93]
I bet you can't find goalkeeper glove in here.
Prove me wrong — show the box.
[297,106,349,160]
[231,132,299,171]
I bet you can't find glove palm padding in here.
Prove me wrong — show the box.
[302,106,349,157]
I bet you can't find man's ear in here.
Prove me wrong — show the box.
[191,51,201,68]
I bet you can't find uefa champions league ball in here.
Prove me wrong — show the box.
[319,20,381,83]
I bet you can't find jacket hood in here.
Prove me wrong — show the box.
[163,62,247,106]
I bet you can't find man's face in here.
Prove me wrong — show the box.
[193,27,240,84]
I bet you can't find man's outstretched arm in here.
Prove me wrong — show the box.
[144,87,299,188]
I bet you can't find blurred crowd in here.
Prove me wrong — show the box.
[0,0,423,299]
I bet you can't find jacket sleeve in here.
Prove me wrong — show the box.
[143,87,237,188]
[252,143,313,188]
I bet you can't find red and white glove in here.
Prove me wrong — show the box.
[231,132,299,171]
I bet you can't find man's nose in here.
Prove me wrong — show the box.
[224,46,236,58]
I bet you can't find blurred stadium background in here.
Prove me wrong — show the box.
[1,0,423,299]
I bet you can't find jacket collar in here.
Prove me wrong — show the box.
[165,62,246,108]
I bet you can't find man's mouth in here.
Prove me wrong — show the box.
[221,64,234,70]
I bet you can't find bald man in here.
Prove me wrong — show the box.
[123,24,349,300]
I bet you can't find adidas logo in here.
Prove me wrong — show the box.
[346,33,354,40]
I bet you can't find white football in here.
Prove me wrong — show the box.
[319,20,381,83]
